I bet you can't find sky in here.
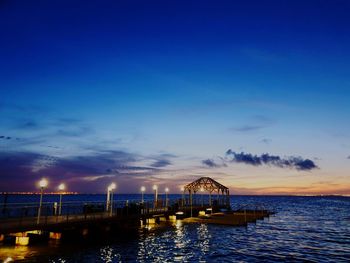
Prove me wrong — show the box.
[0,0,350,195]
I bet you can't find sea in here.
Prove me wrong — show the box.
[0,194,349,262]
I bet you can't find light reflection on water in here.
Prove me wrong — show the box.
[99,246,121,263]
[0,246,31,261]
[0,196,349,262]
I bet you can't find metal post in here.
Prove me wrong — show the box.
[190,190,193,217]
[109,190,113,216]
[226,190,230,207]
[217,190,219,205]
[59,193,63,215]
[142,191,144,203]
[106,189,110,212]
[37,187,43,224]
[182,190,185,207]
[154,188,158,208]
[166,191,168,207]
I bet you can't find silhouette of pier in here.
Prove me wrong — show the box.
[0,178,274,246]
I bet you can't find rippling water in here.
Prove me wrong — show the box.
[1,195,349,262]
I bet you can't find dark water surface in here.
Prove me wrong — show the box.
[1,195,349,262]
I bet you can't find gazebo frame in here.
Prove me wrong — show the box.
[183,177,230,215]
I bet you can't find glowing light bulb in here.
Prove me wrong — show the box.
[58,183,65,191]
[108,182,117,191]
[39,178,48,188]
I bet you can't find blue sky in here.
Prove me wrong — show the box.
[0,0,350,194]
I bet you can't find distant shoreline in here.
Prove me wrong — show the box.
[1,192,349,197]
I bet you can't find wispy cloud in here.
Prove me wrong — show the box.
[260,138,272,144]
[202,159,219,168]
[150,159,172,168]
[201,158,227,168]
[229,115,275,133]
[56,126,93,137]
[225,149,318,171]
[230,125,265,132]
[0,149,174,192]
[15,120,40,130]
[0,135,12,140]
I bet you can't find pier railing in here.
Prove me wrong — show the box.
[0,194,230,220]
[0,196,229,232]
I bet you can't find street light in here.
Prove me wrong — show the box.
[165,187,169,207]
[140,186,146,203]
[37,178,48,224]
[58,183,65,215]
[200,187,204,207]
[181,186,185,206]
[153,185,158,208]
[108,183,116,216]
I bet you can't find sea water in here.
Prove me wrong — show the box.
[0,195,349,262]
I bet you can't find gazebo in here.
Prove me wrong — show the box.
[183,177,230,209]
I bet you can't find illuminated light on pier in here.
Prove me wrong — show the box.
[38,178,48,189]
[107,183,117,216]
[4,257,13,263]
[140,186,146,203]
[37,178,48,224]
[108,183,116,191]
[58,183,65,191]
[165,187,169,207]
[58,183,65,216]
[153,185,158,207]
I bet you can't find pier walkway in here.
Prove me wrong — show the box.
[0,178,274,246]
[0,200,215,234]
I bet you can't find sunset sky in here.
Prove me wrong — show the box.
[1,0,349,195]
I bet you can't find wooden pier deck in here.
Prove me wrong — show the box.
[0,177,274,246]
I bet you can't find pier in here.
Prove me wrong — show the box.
[0,178,274,246]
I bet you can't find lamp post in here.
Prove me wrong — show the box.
[106,185,110,212]
[58,183,65,215]
[108,183,116,216]
[140,186,146,203]
[190,190,193,217]
[200,187,204,207]
[209,191,212,206]
[37,178,48,224]
[181,187,185,207]
[153,185,158,208]
[165,187,169,207]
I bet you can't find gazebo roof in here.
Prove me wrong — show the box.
[184,177,229,193]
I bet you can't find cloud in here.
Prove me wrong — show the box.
[56,126,93,137]
[56,118,81,125]
[202,159,219,168]
[0,150,163,192]
[202,158,227,168]
[260,138,272,144]
[348,156,350,159]
[229,115,275,133]
[13,119,41,130]
[158,153,177,158]
[150,159,172,168]
[230,125,265,132]
[225,149,318,171]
